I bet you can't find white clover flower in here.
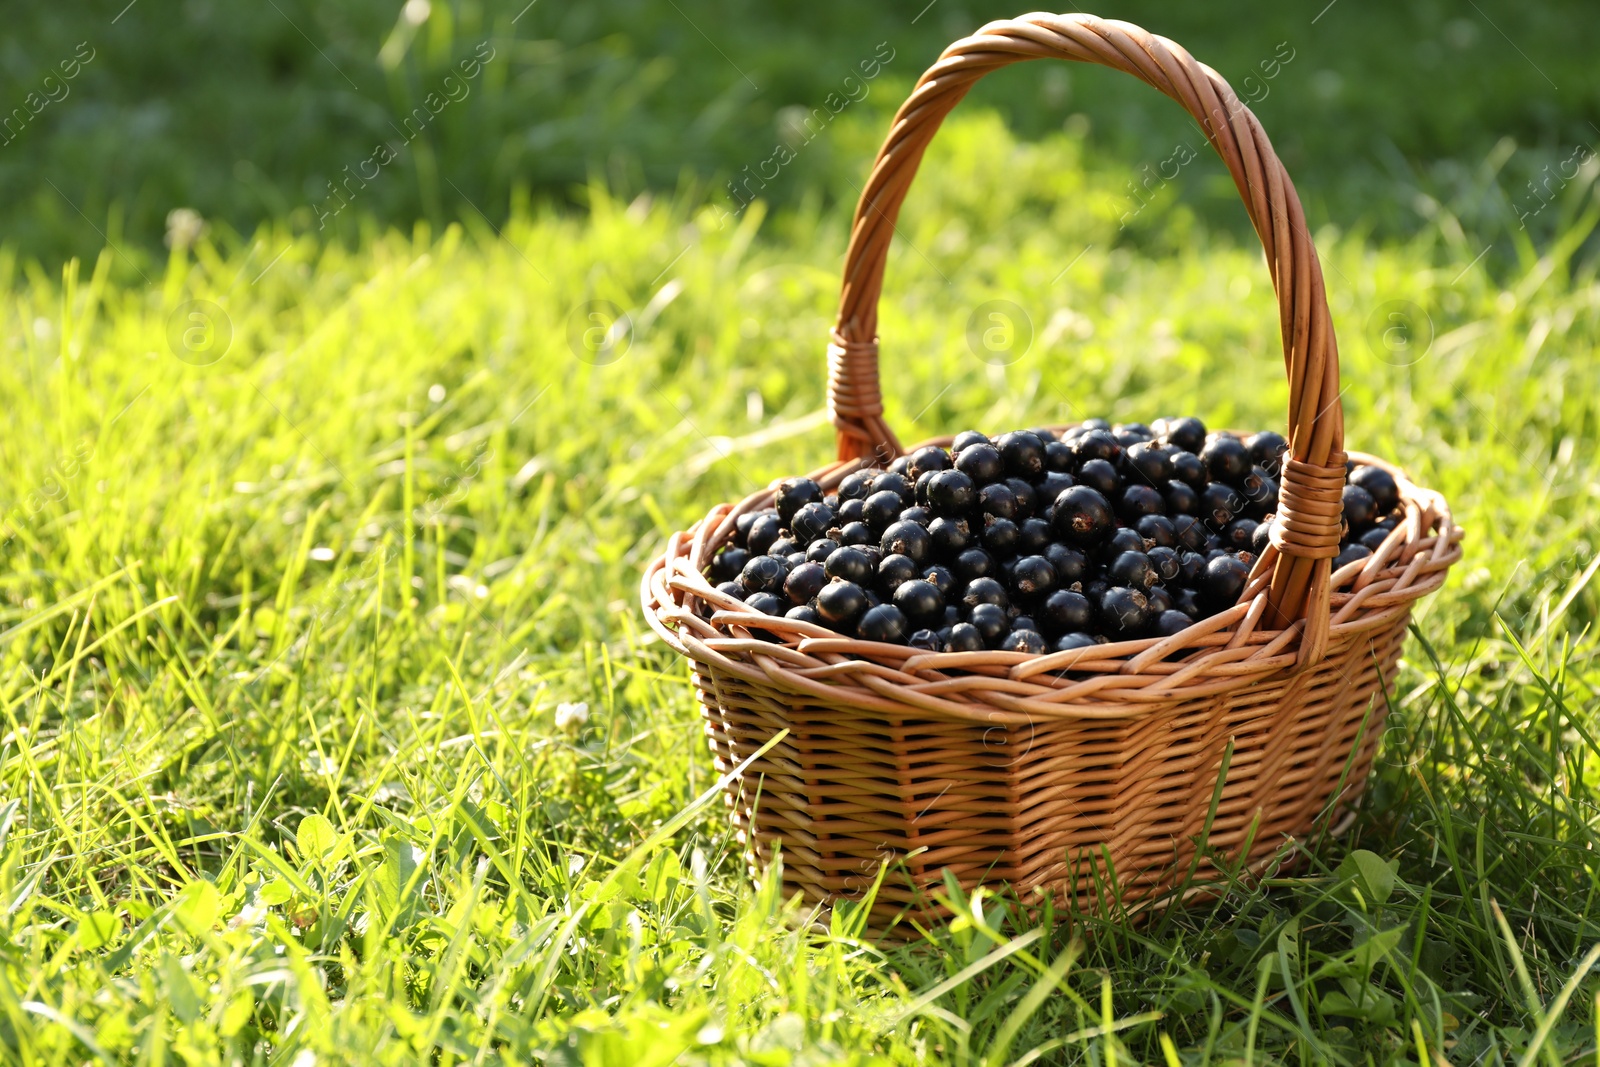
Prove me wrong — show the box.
[555,701,589,735]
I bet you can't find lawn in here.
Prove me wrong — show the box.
[1,94,1598,1062]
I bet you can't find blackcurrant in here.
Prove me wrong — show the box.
[979,482,1018,520]
[784,561,827,604]
[747,513,782,556]
[1242,467,1279,517]
[1043,440,1075,472]
[954,444,1004,484]
[1154,609,1194,637]
[1044,544,1089,586]
[881,520,933,564]
[952,547,998,584]
[714,580,746,602]
[908,445,952,479]
[1125,441,1173,484]
[1163,479,1199,516]
[785,604,822,626]
[1200,482,1245,529]
[1246,431,1289,476]
[1050,486,1115,547]
[1038,471,1075,504]
[816,579,868,627]
[837,522,875,546]
[928,516,972,557]
[733,510,761,547]
[962,576,1010,611]
[981,517,1020,557]
[951,430,991,453]
[823,546,874,585]
[1146,585,1174,615]
[1018,517,1053,554]
[944,622,985,653]
[1163,417,1208,455]
[836,498,866,525]
[857,603,910,643]
[710,547,750,583]
[1199,555,1249,611]
[1136,514,1177,548]
[1349,465,1400,515]
[1173,515,1208,552]
[1117,484,1165,523]
[744,592,787,619]
[1342,485,1377,533]
[893,579,945,628]
[1172,587,1202,619]
[1108,550,1157,592]
[1201,433,1251,486]
[1251,520,1274,555]
[740,554,789,595]
[1105,527,1146,559]
[996,431,1045,480]
[1003,629,1047,654]
[1010,555,1057,598]
[1054,632,1097,653]
[923,565,956,596]
[1005,478,1039,518]
[1072,429,1121,465]
[775,477,824,524]
[1040,589,1093,633]
[889,456,913,477]
[862,491,903,532]
[926,470,977,516]
[1075,458,1121,497]
[1099,586,1152,638]
[790,502,835,543]
[877,553,919,593]
[1147,546,1181,582]
[967,603,1010,647]
[837,470,876,501]
[1358,526,1391,551]
[899,506,933,526]
[1333,543,1373,571]
[1222,518,1258,553]
[1169,450,1208,491]
[768,537,801,560]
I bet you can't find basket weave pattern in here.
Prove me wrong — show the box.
[641,13,1463,928]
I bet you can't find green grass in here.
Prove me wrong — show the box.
[5,0,1599,261]
[2,111,1600,1064]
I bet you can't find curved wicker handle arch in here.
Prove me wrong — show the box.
[826,12,1347,636]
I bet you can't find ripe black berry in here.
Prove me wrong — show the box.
[836,498,866,525]
[775,477,824,524]
[870,472,913,503]
[1108,550,1157,592]
[926,470,976,516]
[857,603,910,643]
[962,576,1010,611]
[768,536,801,559]
[1099,586,1151,638]
[1072,429,1121,465]
[881,520,933,564]
[1038,471,1075,504]
[1246,431,1288,476]
[740,554,789,595]
[979,482,1018,520]
[816,579,868,626]
[1003,629,1047,654]
[1050,486,1115,547]
[1200,482,1245,528]
[1333,543,1373,571]
[1173,515,1207,552]
[784,561,827,604]
[711,548,750,583]
[1075,459,1121,497]
[823,546,874,585]
[1252,520,1274,555]
[944,622,985,652]
[837,522,875,546]
[734,510,761,547]
[1117,484,1165,523]
[1125,442,1172,484]
[747,513,782,556]
[785,604,822,626]
[714,580,745,602]
[837,470,876,501]
[1349,465,1400,514]
[744,592,786,620]
[1169,450,1208,491]
[908,446,951,479]
[1040,589,1093,633]
[1172,587,1202,619]
[877,553,919,593]
[1222,519,1258,553]
[1146,585,1174,615]
[1044,544,1089,586]
[899,506,933,526]
[1199,555,1249,610]
[996,431,1045,480]
[1054,632,1097,652]
[1136,514,1177,548]
[1105,527,1146,559]
[790,502,835,543]
[1043,440,1075,472]
[1018,517,1053,554]
[1147,546,1181,582]
[1154,609,1194,637]
[928,516,972,556]
[1005,478,1039,518]
[954,444,1004,484]
[1010,555,1057,599]
[1242,467,1279,517]
[981,517,1020,556]
[1162,416,1207,454]
[923,565,956,596]
[893,579,945,628]
[967,603,1010,647]
[862,491,903,532]
[1358,526,1392,551]
[1201,433,1251,486]
[908,628,941,651]
[952,547,998,584]
[952,430,991,453]
[1342,485,1377,533]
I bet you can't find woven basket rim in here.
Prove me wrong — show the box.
[641,435,1463,723]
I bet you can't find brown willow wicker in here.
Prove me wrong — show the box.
[642,12,1462,930]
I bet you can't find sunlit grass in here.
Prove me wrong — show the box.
[1,113,1598,1064]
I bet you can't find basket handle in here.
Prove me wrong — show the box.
[826,12,1347,634]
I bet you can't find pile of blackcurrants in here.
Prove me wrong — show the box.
[705,418,1404,655]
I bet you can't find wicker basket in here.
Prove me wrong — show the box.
[642,12,1462,931]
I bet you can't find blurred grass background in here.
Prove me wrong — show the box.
[3,0,1597,265]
